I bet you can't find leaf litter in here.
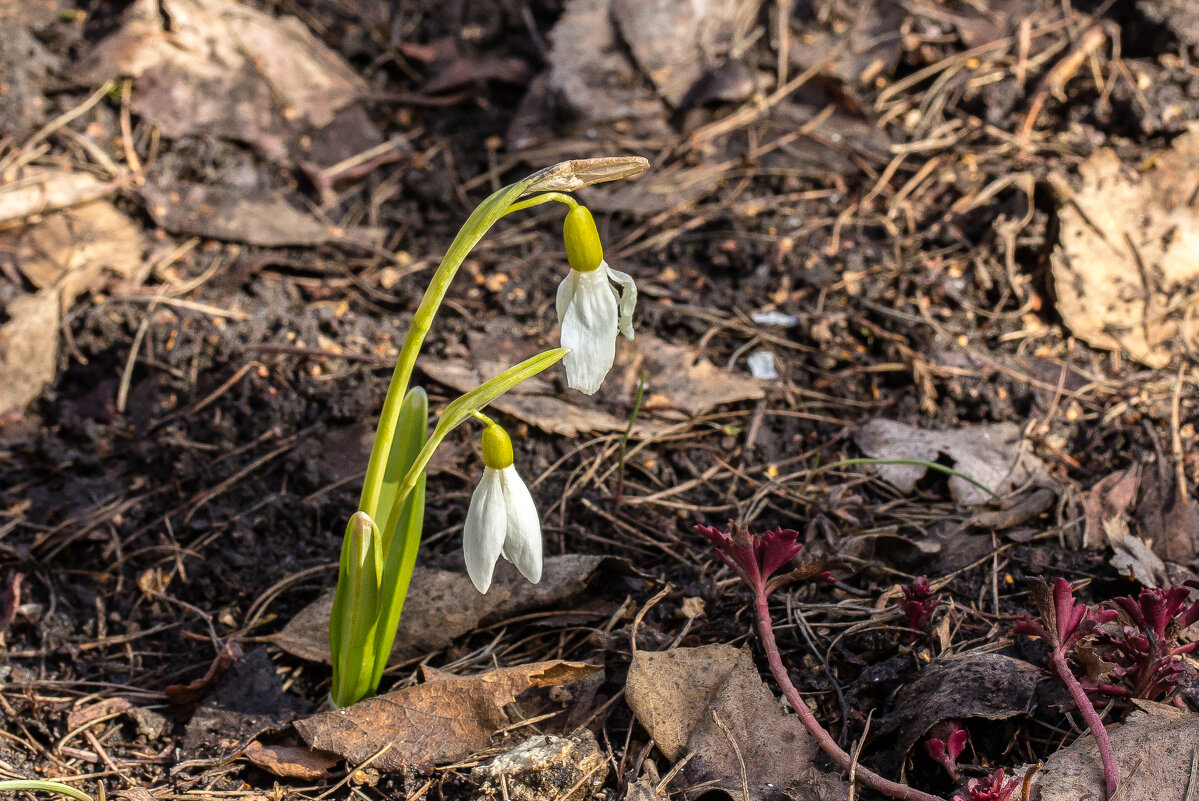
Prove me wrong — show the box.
[295,661,601,772]
[625,643,846,800]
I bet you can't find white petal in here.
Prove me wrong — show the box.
[604,262,638,341]
[497,466,542,584]
[555,269,581,327]
[559,268,618,394]
[463,468,507,593]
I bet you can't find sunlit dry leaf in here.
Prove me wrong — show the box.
[626,644,841,799]
[243,741,338,781]
[1035,708,1199,801]
[295,661,601,772]
[74,0,367,161]
[16,201,144,311]
[0,168,122,224]
[0,289,59,417]
[1050,124,1199,367]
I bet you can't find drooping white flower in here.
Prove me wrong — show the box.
[463,423,542,593]
[556,205,637,395]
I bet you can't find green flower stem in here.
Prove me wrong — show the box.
[384,348,569,527]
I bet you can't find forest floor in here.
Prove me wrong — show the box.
[2,1,1199,800]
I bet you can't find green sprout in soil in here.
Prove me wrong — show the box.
[328,157,649,708]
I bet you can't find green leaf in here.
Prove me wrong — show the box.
[329,512,383,707]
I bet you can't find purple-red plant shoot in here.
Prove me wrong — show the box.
[923,720,968,780]
[1089,585,1199,703]
[952,769,1019,801]
[902,576,940,642]
[694,522,829,595]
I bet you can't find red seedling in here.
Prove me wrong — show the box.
[1090,585,1199,704]
[695,522,946,801]
[1014,578,1119,799]
[902,576,940,643]
[923,720,968,780]
[952,768,1020,801]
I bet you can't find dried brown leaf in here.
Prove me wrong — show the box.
[139,182,363,247]
[612,0,741,107]
[243,741,338,780]
[872,653,1042,775]
[16,201,145,311]
[294,661,601,772]
[854,420,1052,506]
[0,289,59,417]
[625,644,839,799]
[1050,125,1199,367]
[73,0,367,161]
[0,168,122,224]
[1035,708,1199,800]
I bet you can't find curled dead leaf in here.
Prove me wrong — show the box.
[294,661,601,772]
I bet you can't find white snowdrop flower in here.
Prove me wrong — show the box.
[463,422,542,593]
[556,205,637,395]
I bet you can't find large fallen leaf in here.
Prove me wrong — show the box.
[544,0,665,125]
[626,644,844,799]
[73,0,366,161]
[243,741,337,781]
[612,0,742,108]
[1035,706,1199,801]
[15,201,144,311]
[273,555,618,664]
[0,289,59,417]
[1050,124,1199,367]
[872,653,1041,775]
[295,661,600,772]
[854,420,1051,506]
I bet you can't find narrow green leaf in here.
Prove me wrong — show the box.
[0,781,95,801]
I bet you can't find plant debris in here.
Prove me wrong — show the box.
[295,661,601,772]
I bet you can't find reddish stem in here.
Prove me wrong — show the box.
[1051,649,1119,799]
[754,593,948,801]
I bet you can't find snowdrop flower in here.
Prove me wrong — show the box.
[463,422,542,593]
[556,205,637,395]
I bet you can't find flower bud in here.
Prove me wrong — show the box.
[481,422,514,469]
[563,205,603,273]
